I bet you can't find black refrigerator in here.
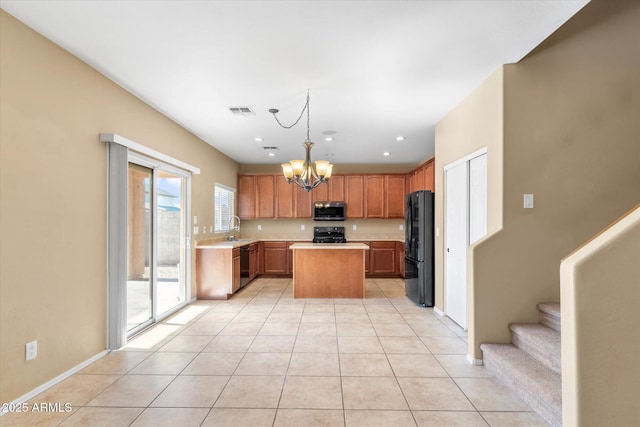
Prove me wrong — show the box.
[405,190,435,306]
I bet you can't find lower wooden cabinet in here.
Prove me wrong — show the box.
[232,248,241,293]
[249,243,258,279]
[368,241,397,276]
[262,241,290,275]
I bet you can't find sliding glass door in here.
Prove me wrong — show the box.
[127,159,189,337]
[127,163,153,332]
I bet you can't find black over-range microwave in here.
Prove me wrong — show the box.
[313,201,346,221]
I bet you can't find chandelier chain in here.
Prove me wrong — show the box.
[270,90,311,139]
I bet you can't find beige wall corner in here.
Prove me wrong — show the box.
[560,205,640,427]
[441,0,640,360]
[0,10,238,403]
[434,66,505,355]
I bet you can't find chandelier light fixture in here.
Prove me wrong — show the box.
[269,90,333,192]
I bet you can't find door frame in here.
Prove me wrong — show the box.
[443,147,487,330]
[103,133,198,349]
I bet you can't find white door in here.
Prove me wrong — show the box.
[444,152,488,330]
[445,162,469,329]
[469,153,488,245]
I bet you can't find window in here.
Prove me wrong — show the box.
[215,183,236,232]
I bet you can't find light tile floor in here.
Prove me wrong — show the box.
[1,278,548,426]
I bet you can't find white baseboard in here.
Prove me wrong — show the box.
[467,354,484,366]
[0,350,110,416]
[433,306,445,317]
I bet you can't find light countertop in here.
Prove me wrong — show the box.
[289,242,370,250]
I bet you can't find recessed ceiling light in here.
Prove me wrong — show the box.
[268,152,276,157]
[396,136,406,141]
[325,137,334,142]
[383,152,391,156]
[255,137,263,142]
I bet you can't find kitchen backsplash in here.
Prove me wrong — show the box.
[195,218,404,243]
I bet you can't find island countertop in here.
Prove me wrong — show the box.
[289,242,369,250]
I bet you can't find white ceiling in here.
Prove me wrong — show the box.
[1,0,589,167]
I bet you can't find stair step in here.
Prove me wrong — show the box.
[510,323,561,374]
[537,302,561,332]
[481,343,562,427]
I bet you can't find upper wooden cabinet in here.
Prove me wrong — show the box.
[237,175,256,219]
[385,175,406,218]
[345,175,365,218]
[407,158,435,193]
[294,184,313,218]
[255,175,276,218]
[237,163,431,220]
[312,175,345,202]
[328,175,345,201]
[275,175,294,218]
[364,175,385,218]
[365,175,404,219]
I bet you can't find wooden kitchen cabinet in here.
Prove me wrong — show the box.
[197,247,242,299]
[312,181,329,202]
[312,175,345,202]
[256,175,275,218]
[385,175,406,218]
[407,158,435,193]
[275,175,294,218]
[249,242,258,279]
[345,175,364,218]
[294,185,313,218]
[368,241,398,277]
[328,175,345,201]
[237,175,256,219]
[365,175,385,218]
[262,241,290,275]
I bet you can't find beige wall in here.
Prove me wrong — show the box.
[237,219,404,241]
[439,0,640,359]
[434,67,504,316]
[560,205,640,426]
[0,10,238,403]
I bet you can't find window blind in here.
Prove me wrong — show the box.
[215,184,235,232]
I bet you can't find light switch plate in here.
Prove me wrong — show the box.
[26,340,37,361]
[524,194,534,209]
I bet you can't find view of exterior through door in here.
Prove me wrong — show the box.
[444,151,487,330]
[127,162,187,336]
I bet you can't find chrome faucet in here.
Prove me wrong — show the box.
[229,216,241,240]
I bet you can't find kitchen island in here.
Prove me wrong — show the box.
[290,243,369,298]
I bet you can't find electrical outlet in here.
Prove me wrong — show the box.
[26,340,37,361]
[193,226,199,235]
[257,225,262,231]
[300,224,305,231]
[352,224,357,231]
[399,224,404,231]
[193,216,197,225]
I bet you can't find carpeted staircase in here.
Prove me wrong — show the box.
[481,303,562,427]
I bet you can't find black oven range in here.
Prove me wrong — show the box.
[312,226,347,244]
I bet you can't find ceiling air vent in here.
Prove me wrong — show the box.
[228,106,255,116]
